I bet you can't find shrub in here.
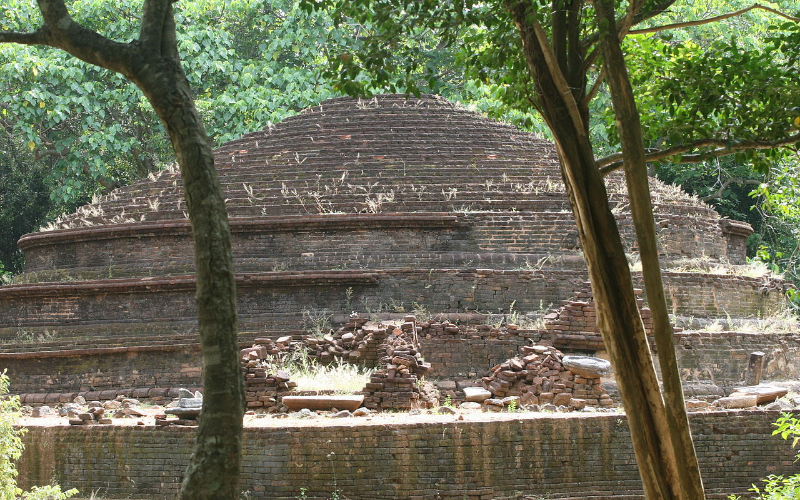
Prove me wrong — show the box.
[0,371,78,500]
[730,413,800,500]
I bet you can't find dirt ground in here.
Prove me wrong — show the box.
[19,404,621,429]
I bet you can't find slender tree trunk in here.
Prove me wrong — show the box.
[128,9,244,499]
[0,0,245,496]
[594,0,705,497]
[137,78,244,499]
[507,1,697,498]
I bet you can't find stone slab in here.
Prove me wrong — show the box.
[562,356,611,378]
[730,385,788,404]
[282,395,364,411]
[714,395,758,409]
[463,387,492,403]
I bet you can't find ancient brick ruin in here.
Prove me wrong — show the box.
[0,93,795,406]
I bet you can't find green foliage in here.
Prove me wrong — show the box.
[300,0,547,132]
[20,486,79,500]
[0,371,23,500]
[773,413,800,449]
[729,413,800,499]
[0,0,347,207]
[0,372,78,500]
[0,132,80,274]
[624,26,800,173]
[618,2,800,299]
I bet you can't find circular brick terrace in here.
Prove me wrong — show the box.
[16,409,799,500]
[1,93,783,401]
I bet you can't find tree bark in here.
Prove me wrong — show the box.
[594,1,705,498]
[507,1,702,498]
[1,1,244,498]
[130,47,244,500]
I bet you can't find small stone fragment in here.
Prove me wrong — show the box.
[178,388,194,399]
[459,402,482,410]
[31,406,52,418]
[463,387,492,403]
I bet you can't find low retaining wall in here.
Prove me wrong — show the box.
[1,270,787,342]
[18,411,798,499]
[671,331,800,383]
[5,329,800,397]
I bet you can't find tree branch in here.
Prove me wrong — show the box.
[598,133,800,175]
[629,3,800,35]
[0,29,50,45]
[700,178,762,202]
[583,66,606,107]
[140,0,172,55]
[531,19,587,137]
[621,0,649,38]
[7,0,138,77]
[583,0,677,48]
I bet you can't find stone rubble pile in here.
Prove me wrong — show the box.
[547,285,658,351]
[362,319,439,411]
[306,315,386,366]
[61,395,153,425]
[67,403,110,425]
[482,344,613,409]
[240,342,297,411]
[158,389,203,426]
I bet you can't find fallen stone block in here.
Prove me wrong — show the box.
[562,356,611,378]
[730,385,789,405]
[714,395,758,409]
[463,387,492,403]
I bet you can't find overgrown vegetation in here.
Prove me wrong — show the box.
[729,413,800,500]
[697,307,800,334]
[487,300,552,330]
[267,349,373,393]
[0,372,78,500]
[301,308,333,338]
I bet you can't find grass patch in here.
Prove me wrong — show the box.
[271,351,374,394]
[696,307,799,334]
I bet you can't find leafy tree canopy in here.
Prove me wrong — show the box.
[0,0,348,272]
[0,0,344,206]
[302,0,800,301]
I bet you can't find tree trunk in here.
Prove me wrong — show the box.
[594,0,705,497]
[128,10,244,500]
[2,0,247,496]
[507,2,698,498]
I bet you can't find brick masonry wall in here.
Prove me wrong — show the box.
[420,327,540,380]
[19,208,736,283]
[17,411,799,499]
[1,345,202,396]
[659,273,788,318]
[0,269,786,341]
[668,331,800,384]
[4,327,799,400]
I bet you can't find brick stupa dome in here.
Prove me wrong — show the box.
[0,94,787,398]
